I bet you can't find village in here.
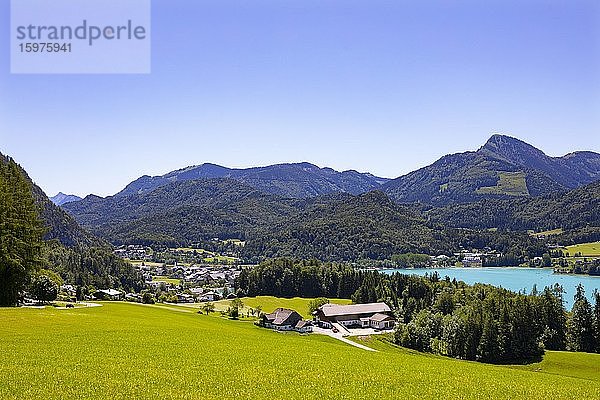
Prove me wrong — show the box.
[110,244,245,303]
[77,245,507,306]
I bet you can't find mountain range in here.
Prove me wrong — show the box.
[55,134,600,261]
[67,134,600,207]
[117,162,389,199]
[427,181,600,233]
[0,152,142,290]
[1,159,100,249]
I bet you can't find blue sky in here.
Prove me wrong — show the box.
[1,0,599,197]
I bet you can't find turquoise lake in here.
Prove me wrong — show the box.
[382,267,600,309]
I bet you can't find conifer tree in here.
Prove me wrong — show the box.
[567,285,595,353]
[0,156,45,306]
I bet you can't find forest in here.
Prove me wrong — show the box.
[0,154,142,306]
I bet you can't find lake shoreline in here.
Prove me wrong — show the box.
[379,266,600,309]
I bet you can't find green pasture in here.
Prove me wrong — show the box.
[565,241,600,257]
[152,276,182,285]
[476,171,529,196]
[178,296,352,318]
[531,228,563,237]
[1,302,599,400]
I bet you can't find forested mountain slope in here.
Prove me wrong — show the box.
[0,152,142,292]
[427,181,600,232]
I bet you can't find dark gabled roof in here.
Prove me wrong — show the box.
[265,308,302,326]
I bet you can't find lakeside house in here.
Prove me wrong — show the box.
[313,302,396,330]
[461,254,483,268]
[260,308,313,333]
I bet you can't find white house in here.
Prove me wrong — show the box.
[94,289,124,301]
[313,302,396,330]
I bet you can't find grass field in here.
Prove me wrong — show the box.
[511,350,600,382]
[1,303,599,399]
[175,247,239,263]
[152,276,182,285]
[176,296,352,318]
[476,171,530,196]
[202,255,239,263]
[531,228,563,237]
[565,241,600,257]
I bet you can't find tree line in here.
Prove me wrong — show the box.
[0,157,45,305]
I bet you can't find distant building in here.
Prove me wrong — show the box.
[260,308,313,333]
[294,319,313,333]
[366,313,396,330]
[461,255,483,268]
[313,302,396,330]
[200,291,220,302]
[177,294,195,303]
[94,289,123,301]
[125,293,141,302]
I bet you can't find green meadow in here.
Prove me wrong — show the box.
[565,241,600,257]
[152,276,182,285]
[174,247,239,263]
[179,296,352,318]
[531,228,563,237]
[476,171,530,196]
[1,302,599,400]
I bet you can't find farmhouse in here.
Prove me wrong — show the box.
[313,302,396,330]
[94,289,123,301]
[177,293,195,303]
[260,308,313,333]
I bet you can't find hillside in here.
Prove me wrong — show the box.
[0,153,99,248]
[0,152,142,291]
[383,135,600,205]
[64,178,297,244]
[242,191,453,261]
[117,162,389,199]
[64,178,548,260]
[427,181,600,232]
[1,302,598,400]
[50,192,82,206]
[65,179,443,256]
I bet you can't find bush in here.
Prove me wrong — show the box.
[142,292,155,304]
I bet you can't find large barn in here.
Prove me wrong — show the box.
[313,302,395,330]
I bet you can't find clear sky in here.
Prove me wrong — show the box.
[1,0,599,197]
